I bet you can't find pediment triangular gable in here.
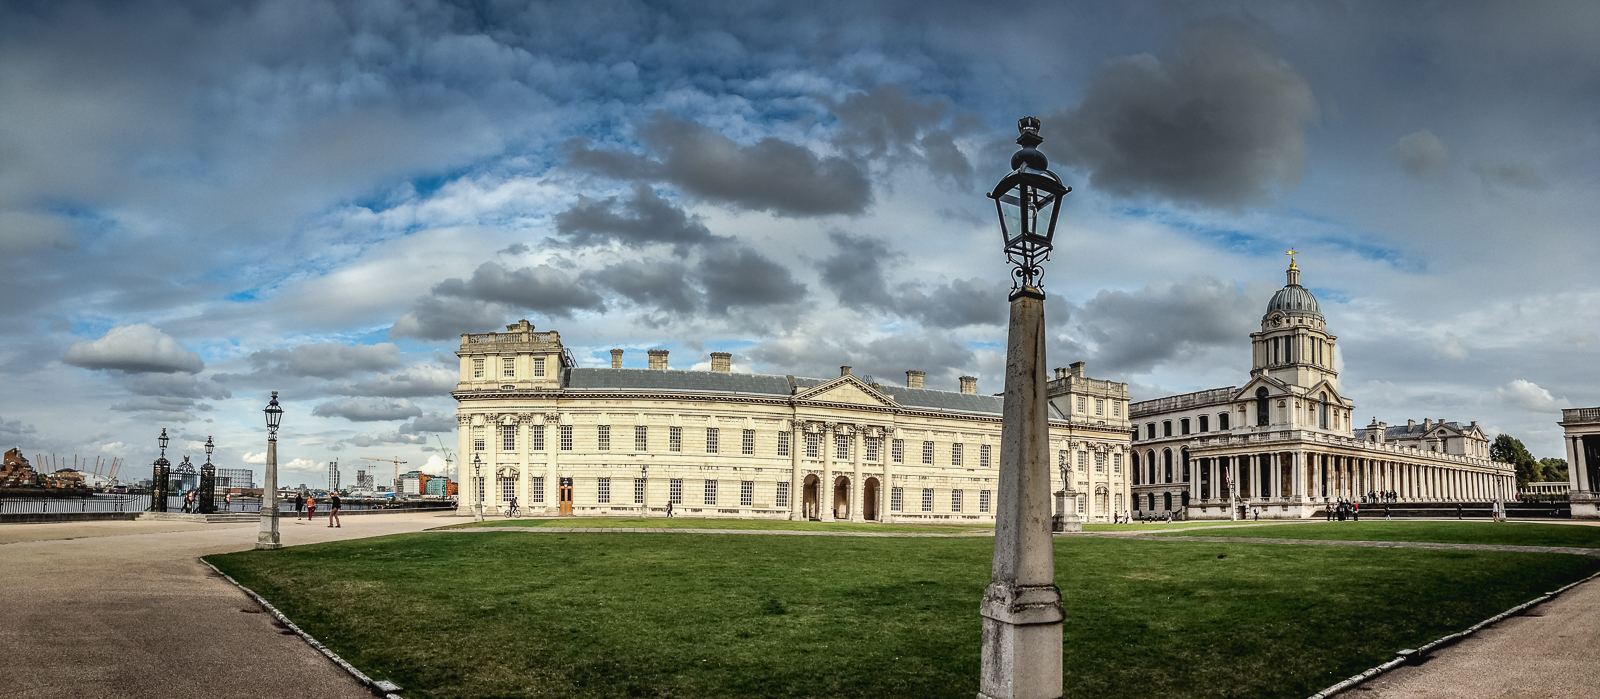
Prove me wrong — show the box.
[1302,380,1351,407]
[793,375,899,408]
[1233,374,1292,401]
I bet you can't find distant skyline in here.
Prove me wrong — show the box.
[2,1,1596,486]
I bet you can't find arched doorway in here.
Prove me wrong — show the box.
[1095,486,1108,521]
[803,474,820,520]
[863,477,880,521]
[833,476,851,520]
[1163,492,1173,511]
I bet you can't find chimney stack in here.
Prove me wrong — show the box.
[1423,418,1433,429]
[960,376,977,394]
[648,349,669,370]
[906,370,925,388]
[840,366,852,377]
[610,349,624,369]
[1070,361,1086,378]
[1407,419,1416,430]
[1054,367,1067,380]
[711,352,732,373]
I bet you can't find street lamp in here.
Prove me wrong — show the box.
[472,451,484,522]
[150,428,171,512]
[257,391,284,550]
[979,116,1070,699]
[198,435,217,515]
[641,464,649,517]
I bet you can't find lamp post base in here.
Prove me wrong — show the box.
[474,504,484,522]
[979,582,1064,699]
[256,510,281,550]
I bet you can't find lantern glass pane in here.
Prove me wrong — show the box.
[998,190,1024,243]
[1033,191,1058,241]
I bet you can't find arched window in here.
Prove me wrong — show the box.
[1163,449,1173,483]
[1181,448,1190,482]
[1148,493,1156,510]
[1163,492,1173,510]
[1319,392,1329,429]
[1130,451,1140,485]
[1181,491,1190,507]
[1219,412,1230,430]
[1147,450,1157,484]
[1256,388,1270,426]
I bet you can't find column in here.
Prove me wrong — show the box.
[1190,453,1200,512]
[851,426,864,522]
[546,416,559,516]
[821,424,834,521]
[882,429,896,524]
[456,414,472,511]
[1574,437,1589,494]
[789,419,803,521]
[1292,451,1304,501]
[1271,452,1282,501]
[1209,457,1220,503]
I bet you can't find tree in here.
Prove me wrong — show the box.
[1491,434,1541,488]
[1538,457,1569,484]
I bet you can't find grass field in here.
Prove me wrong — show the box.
[435,517,993,533]
[207,531,1599,699]
[1158,520,1600,548]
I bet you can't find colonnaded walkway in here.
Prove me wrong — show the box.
[3,515,1598,698]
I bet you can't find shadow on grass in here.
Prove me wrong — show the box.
[1158,520,1600,548]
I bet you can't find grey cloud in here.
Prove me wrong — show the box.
[831,85,974,187]
[1071,276,1259,374]
[63,324,203,374]
[434,261,606,317]
[312,397,423,422]
[119,372,231,401]
[744,332,976,389]
[248,343,403,379]
[347,431,428,447]
[816,232,1006,327]
[817,231,896,311]
[109,395,203,422]
[555,184,713,251]
[1394,130,1449,177]
[896,278,1010,329]
[498,242,531,255]
[0,415,40,446]
[390,296,509,341]
[400,412,459,435]
[330,363,458,398]
[698,242,808,313]
[585,259,699,314]
[1473,160,1547,190]
[1054,21,1316,208]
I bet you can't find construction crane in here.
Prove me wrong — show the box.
[360,456,408,499]
[434,435,456,480]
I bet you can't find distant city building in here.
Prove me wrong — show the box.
[1560,407,1600,519]
[328,461,341,491]
[2,448,36,487]
[355,469,374,490]
[217,468,254,490]
[1522,481,1569,497]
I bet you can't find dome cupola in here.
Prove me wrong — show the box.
[1265,252,1321,320]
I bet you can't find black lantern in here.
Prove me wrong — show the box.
[987,116,1070,295]
[264,391,283,436]
[158,427,169,452]
[198,435,217,514]
[150,428,171,512]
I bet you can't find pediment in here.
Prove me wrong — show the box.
[1234,375,1291,401]
[1301,380,1350,407]
[794,376,899,408]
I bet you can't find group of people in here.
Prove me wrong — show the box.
[292,492,342,527]
[176,491,234,513]
[1112,511,1174,524]
[1362,491,1401,503]
[1324,498,1366,521]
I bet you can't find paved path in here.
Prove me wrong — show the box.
[1111,534,1600,558]
[0,512,452,699]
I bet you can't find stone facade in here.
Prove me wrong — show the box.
[1560,407,1600,519]
[1130,261,1514,519]
[453,322,1133,523]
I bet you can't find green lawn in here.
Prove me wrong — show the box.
[207,532,1599,699]
[434,517,993,533]
[1158,520,1600,548]
[1080,521,1289,532]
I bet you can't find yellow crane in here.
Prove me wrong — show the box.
[360,456,408,498]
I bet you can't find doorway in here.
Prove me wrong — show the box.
[558,477,574,515]
[833,476,851,520]
[803,474,820,520]
[864,478,880,521]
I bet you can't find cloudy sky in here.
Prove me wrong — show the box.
[2,0,1596,487]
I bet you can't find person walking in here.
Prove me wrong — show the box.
[1352,500,1360,522]
[294,492,305,520]
[306,495,316,523]
[666,501,674,518]
[223,493,232,511]
[327,493,341,528]
[507,495,519,517]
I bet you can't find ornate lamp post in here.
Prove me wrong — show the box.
[198,436,217,515]
[641,464,649,517]
[472,452,485,522]
[257,391,284,550]
[149,428,171,512]
[979,116,1070,699]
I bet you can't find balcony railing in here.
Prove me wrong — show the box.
[1186,429,1503,469]
[1562,407,1600,424]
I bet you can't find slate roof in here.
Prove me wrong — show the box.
[1266,283,1322,319]
[562,368,1006,416]
[1354,422,1468,440]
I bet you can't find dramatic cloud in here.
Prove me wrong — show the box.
[434,262,605,317]
[831,86,975,187]
[390,296,510,341]
[698,242,808,313]
[63,324,203,374]
[312,397,424,422]
[346,431,427,447]
[0,415,39,446]
[746,331,977,389]
[1497,379,1561,412]
[817,231,897,311]
[248,343,403,379]
[817,232,1006,327]
[330,364,458,398]
[896,279,1010,329]
[1394,130,1449,177]
[585,260,700,314]
[400,412,459,435]
[1070,276,1260,374]
[1054,21,1316,207]
[555,183,713,250]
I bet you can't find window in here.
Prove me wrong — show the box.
[805,432,820,459]
[531,476,544,503]
[473,358,484,379]
[891,487,904,512]
[669,478,683,504]
[669,426,683,452]
[1113,453,1123,474]
[633,478,645,504]
[559,425,572,451]
[533,357,546,377]
[705,428,719,454]
[1114,493,1123,512]
[778,431,791,457]
[501,425,516,451]
[703,479,718,505]
[500,474,516,503]
[472,425,485,451]
[1256,387,1271,426]
[597,477,610,504]
[981,444,992,469]
[1078,495,1086,514]
[1180,418,1190,435]
[952,443,964,466]
[1163,421,1172,437]
[776,482,790,508]
[921,488,934,512]
[742,429,755,455]
[921,441,934,465]
[892,439,904,463]
[635,425,648,452]
[740,480,753,506]
[1219,412,1231,430]
[1199,415,1209,433]
[1113,401,1121,417]
[1319,392,1329,429]
[979,490,992,513]
[952,489,964,512]
[1076,396,1086,412]
[1095,452,1105,473]
[1146,423,1156,439]
[1095,399,1105,416]
[531,425,545,451]
[835,433,850,460]
[597,425,610,451]
[1077,451,1087,472]
[502,357,515,378]
[865,438,880,462]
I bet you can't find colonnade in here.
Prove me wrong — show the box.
[1189,450,1515,505]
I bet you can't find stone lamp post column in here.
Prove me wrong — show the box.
[257,391,283,550]
[980,117,1071,699]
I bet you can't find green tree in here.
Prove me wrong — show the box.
[1538,457,1569,484]
[1491,434,1541,488]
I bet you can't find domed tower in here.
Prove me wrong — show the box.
[1250,253,1338,391]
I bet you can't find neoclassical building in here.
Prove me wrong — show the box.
[1560,407,1600,519]
[453,321,1132,523]
[1129,259,1515,519]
